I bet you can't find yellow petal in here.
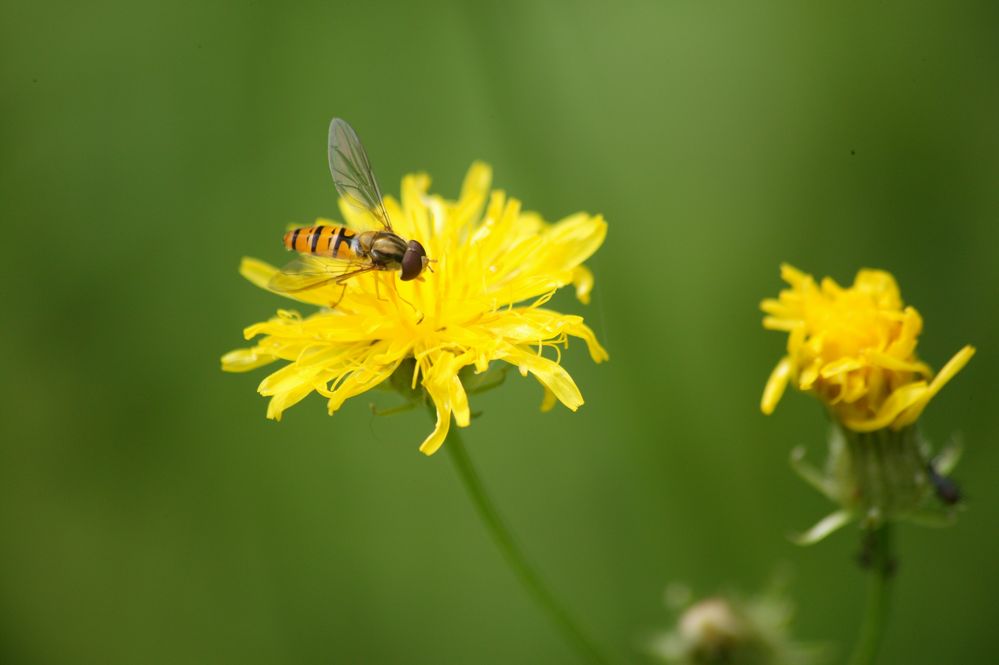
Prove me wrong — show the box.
[540,213,608,273]
[565,317,609,363]
[841,381,928,432]
[865,350,931,376]
[779,263,810,288]
[820,357,866,378]
[450,162,492,230]
[762,316,798,332]
[893,345,976,428]
[571,265,594,305]
[419,376,453,456]
[853,269,901,309]
[761,356,793,415]
[503,346,584,411]
[239,256,335,307]
[239,257,279,290]
[540,386,557,413]
[325,361,401,415]
[221,347,276,372]
[263,380,316,421]
[395,173,432,242]
[420,349,473,430]
[798,359,821,390]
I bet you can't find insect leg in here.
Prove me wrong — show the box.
[334,265,379,284]
[370,401,419,417]
[320,265,379,308]
[390,281,423,324]
[372,271,392,302]
[329,283,349,309]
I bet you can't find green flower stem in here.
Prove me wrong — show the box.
[445,425,613,665]
[847,524,895,665]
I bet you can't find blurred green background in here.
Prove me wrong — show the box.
[2,1,996,663]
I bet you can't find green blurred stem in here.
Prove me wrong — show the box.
[847,525,894,665]
[445,425,612,665]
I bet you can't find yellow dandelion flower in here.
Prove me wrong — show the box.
[222,161,608,455]
[760,263,974,432]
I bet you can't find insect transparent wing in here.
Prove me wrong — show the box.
[268,254,370,294]
[328,118,393,231]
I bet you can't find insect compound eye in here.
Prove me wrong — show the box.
[400,240,427,281]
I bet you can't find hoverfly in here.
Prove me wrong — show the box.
[269,118,431,297]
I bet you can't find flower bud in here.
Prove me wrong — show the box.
[651,583,825,665]
[790,425,963,544]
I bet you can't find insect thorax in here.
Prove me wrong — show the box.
[365,232,408,266]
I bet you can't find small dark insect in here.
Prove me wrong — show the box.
[850,149,856,156]
[927,464,962,506]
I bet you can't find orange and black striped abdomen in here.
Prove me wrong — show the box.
[283,225,357,259]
